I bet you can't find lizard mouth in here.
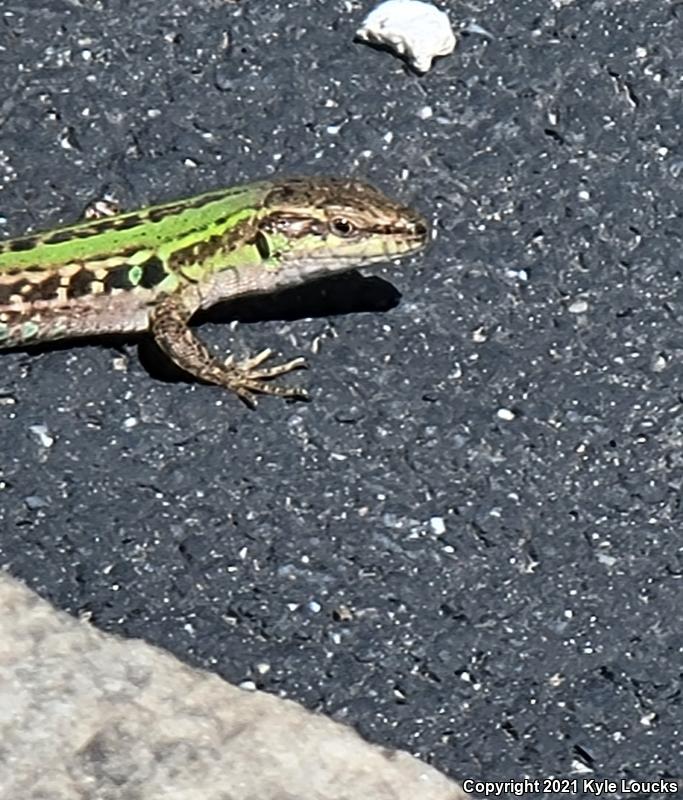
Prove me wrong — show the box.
[390,217,430,254]
[411,218,429,240]
[396,213,429,245]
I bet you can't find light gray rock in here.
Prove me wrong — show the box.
[0,573,468,800]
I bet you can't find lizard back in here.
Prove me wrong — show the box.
[0,182,269,346]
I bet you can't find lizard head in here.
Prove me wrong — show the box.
[256,177,428,283]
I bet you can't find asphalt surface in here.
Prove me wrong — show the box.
[0,1,680,797]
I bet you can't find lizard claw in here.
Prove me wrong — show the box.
[215,348,309,404]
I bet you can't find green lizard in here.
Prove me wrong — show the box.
[0,176,428,404]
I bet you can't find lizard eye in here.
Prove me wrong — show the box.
[330,217,356,237]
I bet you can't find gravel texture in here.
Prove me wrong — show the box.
[0,1,681,797]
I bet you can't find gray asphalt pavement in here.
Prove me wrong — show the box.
[0,1,680,797]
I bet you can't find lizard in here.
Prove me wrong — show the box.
[0,176,428,405]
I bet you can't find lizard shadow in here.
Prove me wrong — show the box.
[142,270,401,385]
[197,270,400,324]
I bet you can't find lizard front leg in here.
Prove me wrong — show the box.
[149,293,308,406]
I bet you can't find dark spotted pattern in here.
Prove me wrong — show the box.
[67,269,95,299]
[103,264,137,293]
[0,264,45,275]
[28,273,62,303]
[43,214,148,244]
[169,237,222,271]
[1,279,26,305]
[40,229,82,245]
[167,219,255,273]
[146,207,180,224]
[138,256,168,289]
[0,273,62,305]
[254,231,271,259]
[2,187,248,256]
[5,236,40,253]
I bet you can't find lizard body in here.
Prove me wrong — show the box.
[0,176,427,403]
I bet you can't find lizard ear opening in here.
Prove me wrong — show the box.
[254,231,271,259]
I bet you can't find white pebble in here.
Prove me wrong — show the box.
[356,0,457,74]
[28,424,54,448]
[652,354,667,373]
[429,516,446,535]
[596,552,617,567]
[568,299,588,314]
